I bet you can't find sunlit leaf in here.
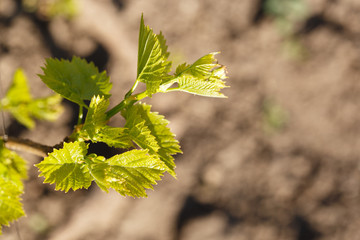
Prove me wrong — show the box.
[137,15,172,96]
[36,141,92,192]
[39,57,112,106]
[0,178,25,235]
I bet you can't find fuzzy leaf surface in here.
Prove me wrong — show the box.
[137,15,171,96]
[162,53,228,97]
[36,141,92,192]
[39,57,112,106]
[125,109,159,153]
[90,149,166,197]
[93,126,134,149]
[78,96,133,148]
[124,103,181,176]
[82,95,109,139]
[0,178,25,235]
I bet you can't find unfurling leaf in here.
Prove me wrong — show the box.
[39,57,112,106]
[81,95,110,139]
[137,15,172,96]
[161,53,228,98]
[78,96,133,148]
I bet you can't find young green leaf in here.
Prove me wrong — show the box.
[124,103,182,176]
[0,142,27,190]
[36,141,92,192]
[0,178,25,235]
[1,68,63,129]
[125,108,160,153]
[5,69,32,104]
[137,15,172,96]
[39,57,112,106]
[29,94,63,122]
[87,126,134,149]
[81,95,110,139]
[90,149,167,197]
[161,53,228,98]
[77,96,133,148]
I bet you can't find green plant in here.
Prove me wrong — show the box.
[0,15,228,234]
[22,0,77,19]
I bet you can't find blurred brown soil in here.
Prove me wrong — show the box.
[1,0,360,239]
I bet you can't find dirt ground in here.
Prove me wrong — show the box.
[1,0,360,239]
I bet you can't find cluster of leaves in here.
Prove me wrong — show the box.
[0,69,62,234]
[22,0,77,19]
[0,15,228,233]
[0,143,27,234]
[0,69,63,129]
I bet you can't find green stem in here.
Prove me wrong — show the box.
[125,80,140,99]
[77,106,83,125]
[106,91,148,119]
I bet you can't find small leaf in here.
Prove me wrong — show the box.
[5,69,32,104]
[78,96,134,148]
[0,143,28,190]
[137,15,172,96]
[39,57,112,106]
[0,178,25,235]
[91,126,134,149]
[82,95,109,139]
[162,53,228,98]
[86,154,109,192]
[36,141,92,192]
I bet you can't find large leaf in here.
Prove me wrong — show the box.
[124,103,181,176]
[161,53,228,98]
[137,15,172,96]
[90,149,167,197]
[0,178,25,235]
[36,141,92,192]
[39,57,112,106]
